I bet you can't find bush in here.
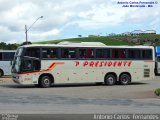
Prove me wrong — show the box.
[155,88,160,96]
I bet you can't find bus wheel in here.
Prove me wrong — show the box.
[0,70,3,77]
[119,73,131,85]
[104,74,116,86]
[40,76,51,88]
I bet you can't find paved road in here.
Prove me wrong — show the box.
[0,76,160,114]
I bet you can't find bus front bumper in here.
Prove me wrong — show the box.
[12,74,22,84]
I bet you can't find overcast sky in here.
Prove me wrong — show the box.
[0,0,160,43]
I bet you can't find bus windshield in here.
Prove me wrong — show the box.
[15,48,23,56]
[12,57,21,73]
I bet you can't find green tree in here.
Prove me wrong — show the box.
[21,41,32,46]
[155,38,159,43]
[0,42,19,50]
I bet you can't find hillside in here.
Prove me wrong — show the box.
[34,34,160,46]
[34,36,134,46]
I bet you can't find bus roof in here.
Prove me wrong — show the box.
[57,41,106,46]
[21,43,154,49]
[0,50,16,52]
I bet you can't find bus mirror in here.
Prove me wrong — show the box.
[10,61,13,65]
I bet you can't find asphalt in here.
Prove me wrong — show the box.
[0,76,160,119]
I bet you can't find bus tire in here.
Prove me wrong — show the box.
[119,73,131,85]
[104,74,116,86]
[39,76,51,88]
[0,69,3,77]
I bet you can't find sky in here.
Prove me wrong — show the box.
[0,0,160,43]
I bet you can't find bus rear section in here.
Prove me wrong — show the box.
[0,50,15,77]
[12,44,155,88]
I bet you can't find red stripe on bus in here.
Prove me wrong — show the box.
[18,62,64,75]
[48,63,55,69]
[144,60,155,62]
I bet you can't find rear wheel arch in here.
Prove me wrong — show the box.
[104,72,117,81]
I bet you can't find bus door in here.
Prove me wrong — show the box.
[21,58,41,83]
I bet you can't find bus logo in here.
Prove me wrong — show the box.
[75,61,132,67]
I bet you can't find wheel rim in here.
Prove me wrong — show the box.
[44,78,50,86]
[121,75,129,84]
[108,76,114,84]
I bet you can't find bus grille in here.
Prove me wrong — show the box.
[144,69,150,77]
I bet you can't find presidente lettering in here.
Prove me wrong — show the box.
[75,61,132,67]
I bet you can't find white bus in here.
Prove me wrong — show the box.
[0,50,15,77]
[12,42,155,87]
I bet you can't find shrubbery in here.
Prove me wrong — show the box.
[155,88,160,96]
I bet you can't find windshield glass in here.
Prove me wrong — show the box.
[12,57,21,73]
[15,47,23,56]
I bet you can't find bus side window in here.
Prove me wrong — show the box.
[3,52,15,60]
[61,48,76,59]
[112,49,125,58]
[61,49,68,58]
[96,49,103,58]
[119,49,126,58]
[25,48,40,58]
[96,49,110,58]
[42,48,58,59]
[10,52,15,59]
[112,49,118,58]
[50,49,58,58]
[42,48,51,58]
[85,50,91,58]
[142,49,152,59]
[128,49,140,59]
[103,49,110,58]
[79,49,85,58]
[0,52,2,60]
[79,49,94,58]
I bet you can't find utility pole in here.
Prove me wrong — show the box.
[25,25,28,44]
[25,16,43,45]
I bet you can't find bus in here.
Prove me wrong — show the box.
[155,46,160,75]
[0,50,15,77]
[11,42,155,88]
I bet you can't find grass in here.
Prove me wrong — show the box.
[33,34,160,46]
[34,36,134,46]
[155,88,160,96]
